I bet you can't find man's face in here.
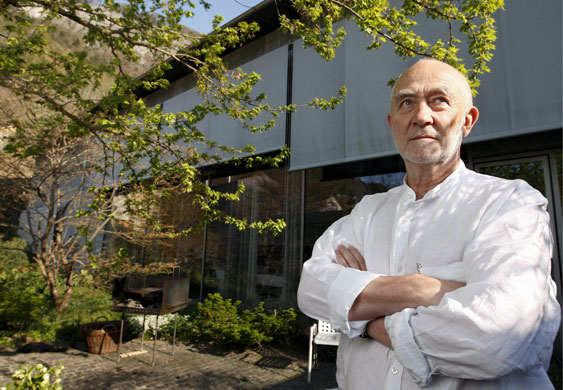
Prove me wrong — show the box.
[387,60,474,166]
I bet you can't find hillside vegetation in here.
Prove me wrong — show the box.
[0,7,196,124]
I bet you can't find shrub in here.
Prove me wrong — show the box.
[1,282,121,345]
[157,306,200,343]
[0,237,30,269]
[1,364,63,390]
[196,293,268,347]
[0,238,49,339]
[159,293,297,350]
[0,238,144,347]
[249,302,297,345]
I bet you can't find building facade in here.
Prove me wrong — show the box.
[117,0,562,326]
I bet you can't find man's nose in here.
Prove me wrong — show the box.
[412,102,433,127]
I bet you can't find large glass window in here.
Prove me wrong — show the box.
[202,166,302,307]
[106,165,302,307]
[157,192,206,301]
[106,191,205,301]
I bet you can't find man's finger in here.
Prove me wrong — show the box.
[335,245,367,271]
[347,246,367,271]
[335,247,351,267]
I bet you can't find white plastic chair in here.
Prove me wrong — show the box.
[308,320,341,384]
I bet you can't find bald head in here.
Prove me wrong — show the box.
[386,57,480,170]
[390,59,473,112]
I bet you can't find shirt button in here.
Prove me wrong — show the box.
[391,366,398,375]
[400,216,408,224]
[407,192,413,198]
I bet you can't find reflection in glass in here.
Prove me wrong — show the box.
[478,161,546,196]
[106,166,301,307]
[203,167,302,307]
[303,168,405,261]
[106,191,205,301]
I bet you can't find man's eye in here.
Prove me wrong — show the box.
[401,99,412,107]
[435,97,447,103]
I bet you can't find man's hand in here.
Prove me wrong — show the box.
[365,318,392,349]
[335,245,367,271]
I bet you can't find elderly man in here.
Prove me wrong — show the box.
[297,59,560,389]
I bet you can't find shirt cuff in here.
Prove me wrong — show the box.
[348,320,370,338]
[385,309,433,387]
[326,267,381,334]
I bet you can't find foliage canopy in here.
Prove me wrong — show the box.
[281,0,504,93]
[0,0,503,312]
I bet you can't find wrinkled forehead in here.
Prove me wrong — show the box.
[393,67,457,98]
[392,84,453,105]
[390,60,471,107]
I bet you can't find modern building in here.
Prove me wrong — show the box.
[117,0,562,333]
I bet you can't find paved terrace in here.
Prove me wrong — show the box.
[0,340,338,390]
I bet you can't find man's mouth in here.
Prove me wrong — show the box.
[410,134,437,141]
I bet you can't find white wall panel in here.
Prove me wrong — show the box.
[289,0,562,171]
[161,44,289,160]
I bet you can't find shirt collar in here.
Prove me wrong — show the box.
[401,160,467,201]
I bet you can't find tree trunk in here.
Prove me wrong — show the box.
[34,254,64,312]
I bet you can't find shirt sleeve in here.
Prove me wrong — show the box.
[385,182,561,386]
[297,197,383,336]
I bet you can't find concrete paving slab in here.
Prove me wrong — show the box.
[0,340,338,390]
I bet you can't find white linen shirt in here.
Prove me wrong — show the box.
[297,162,560,389]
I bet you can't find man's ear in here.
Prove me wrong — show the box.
[462,106,479,138]
[387,113,392,128]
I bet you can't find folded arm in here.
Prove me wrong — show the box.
[347,271,465,321]
[335,245,464,348]
[297,196,464,338]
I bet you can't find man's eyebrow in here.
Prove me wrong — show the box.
[428,86,451,97]
[392,89,415,103]
[393,87,452,103]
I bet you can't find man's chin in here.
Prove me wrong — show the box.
[402,152,444,165]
